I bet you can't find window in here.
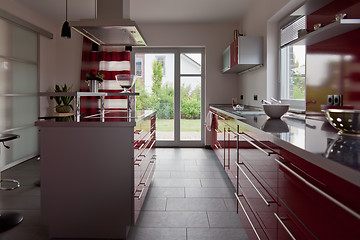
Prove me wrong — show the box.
[280,16,306,106]
[135,58,143,77]
[155,56,166,75]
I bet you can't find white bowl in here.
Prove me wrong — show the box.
[262,104,290,118]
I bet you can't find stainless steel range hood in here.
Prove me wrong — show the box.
[69,0,146,46]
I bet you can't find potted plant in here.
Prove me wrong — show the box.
[85,69,104,92]
[50,84,74,113]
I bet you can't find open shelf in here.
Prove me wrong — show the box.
[281,19,360,48]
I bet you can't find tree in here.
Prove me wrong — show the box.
[152,60,163,96]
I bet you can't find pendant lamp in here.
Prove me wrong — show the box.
[61,0,71,38]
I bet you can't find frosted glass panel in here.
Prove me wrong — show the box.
[0,127,38,168]
[12,62,38,93]
[0,19,10,56]
[0,17,38,170]
[11,24,38,62]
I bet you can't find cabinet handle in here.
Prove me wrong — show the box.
[239,133,270,156]
[140,160,156,186]
[142,140,156,158]
[235,162,271,206]
[134,158,143,166]
[274,213,296,240]
[274,158,360,220]
[134,189,144,200]
[0,179,20,191]
[234,193,262,240]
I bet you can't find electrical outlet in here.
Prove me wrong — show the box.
[327,95,334,106]
[333,95,343,106]
[240,95,243,100]
[254,95,258,101]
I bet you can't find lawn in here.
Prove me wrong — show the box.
[156,119,201,132]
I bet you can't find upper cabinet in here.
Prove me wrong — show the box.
[222,36,263,74]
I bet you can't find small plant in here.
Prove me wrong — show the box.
[85,69,104,81]
[50,84,74,113]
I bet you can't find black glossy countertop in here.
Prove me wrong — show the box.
[36,110,156,127]
[210,105,360,186]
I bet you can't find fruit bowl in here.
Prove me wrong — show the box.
[262,104,289,118]
[115,74,135,92]
[323,109,360,136]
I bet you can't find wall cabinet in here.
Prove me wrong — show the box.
[222,36,263,74]
[210,109,360,239]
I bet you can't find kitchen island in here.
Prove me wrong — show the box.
[210,105,360,239]
[35,109,156,239]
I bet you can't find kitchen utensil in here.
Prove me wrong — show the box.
[115,74,135,93]
[323,109,360,136]
[262,104,290,118]
[335,13,347,21]
[261,99,271,105]
[313,23,322,30]
[270,97,282,104]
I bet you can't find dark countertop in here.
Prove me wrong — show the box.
[210,105,360,187]
[35,110,156,127]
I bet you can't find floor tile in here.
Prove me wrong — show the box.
[207,212,244,228]
[187,228,249,240]
[147,187,185,198]
[152,178,201,187]
[141,197,167,211]
[223,198,237,211]
[153,171,171,178]
[136,211,209,228]
[127,227,186,240]
[166,198,228,211]
[200,178,233,188]
[185,187,234,198]
[170,171,215,179]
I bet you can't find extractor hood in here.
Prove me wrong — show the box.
[69,0,146,46]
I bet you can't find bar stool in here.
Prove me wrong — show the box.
[0,133,23,233]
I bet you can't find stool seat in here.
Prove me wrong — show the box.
[0,133,19,143]
[0,212,23,232]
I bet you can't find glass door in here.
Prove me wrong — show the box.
[132,48,204,147]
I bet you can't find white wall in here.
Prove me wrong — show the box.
[237,0,296,107]
[137,22,241,145]
[0,0,83,115]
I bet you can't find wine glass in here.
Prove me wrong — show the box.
[115,74,135,93]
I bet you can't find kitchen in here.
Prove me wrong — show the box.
[0,0,359,239]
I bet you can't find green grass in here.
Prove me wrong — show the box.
[156,119,201,132]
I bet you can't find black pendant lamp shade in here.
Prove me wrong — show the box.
[61,0,71,38]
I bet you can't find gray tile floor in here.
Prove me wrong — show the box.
[0,148,249,240]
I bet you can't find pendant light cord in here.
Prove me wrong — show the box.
[65,0,68,21]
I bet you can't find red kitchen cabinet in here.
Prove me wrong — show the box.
[209,107,360,239]
[133,114,156,224]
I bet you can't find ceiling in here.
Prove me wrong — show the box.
[14,0,255,24]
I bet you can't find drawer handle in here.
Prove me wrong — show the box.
[134,189,144,200]
[0,179,20,191]
[239,133,270,156]
[235,162,272,206]
[134,158,143,166]
[141,140,156,158]
[274,213,296,240]
[139,160,156,186]
[234,193,262,240]
[274,158,360,220]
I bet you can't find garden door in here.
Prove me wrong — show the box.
[131,48,205,147]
